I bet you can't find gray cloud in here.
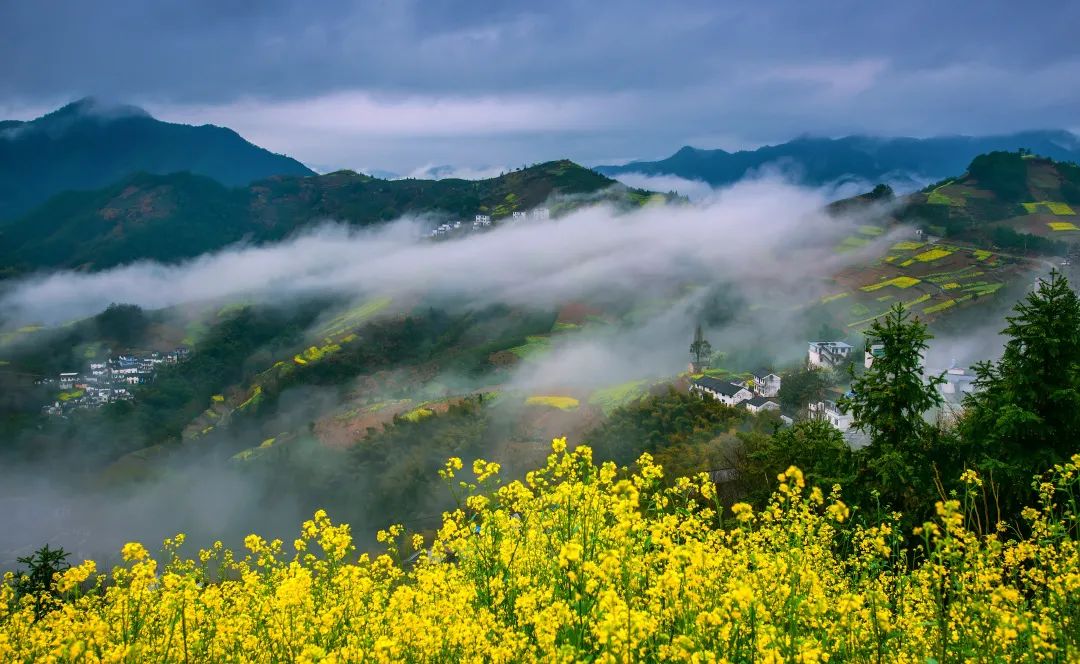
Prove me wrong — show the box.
[3,1,1079,171]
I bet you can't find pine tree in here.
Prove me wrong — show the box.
[963,270,1080,494]
[841,304,943,447]
[689,324,712,370]
[839,304,943,506]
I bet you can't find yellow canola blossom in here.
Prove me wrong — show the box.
[2,443,1079,662]
[861,276,921,292]
[525,395,580,410]
[890,241,925,251]
[912,248,953,262]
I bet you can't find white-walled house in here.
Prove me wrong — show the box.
[747,372,782,398]
[864,344,885,369]
[530,207,550,221]
[808,400,854,431]
[940,362,976,397]
[808,341,854,369]
[936,361,977,420]
[58,373,79,389]
[691,377,753,406]
[744,395,781,414]
[511,211,528,221]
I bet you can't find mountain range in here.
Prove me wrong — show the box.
[0,98,315,220]
[597,131,1080,189]
[4,99,1079,278]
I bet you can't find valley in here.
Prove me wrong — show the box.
[5,4,1080,657]
[2,146,1075,565]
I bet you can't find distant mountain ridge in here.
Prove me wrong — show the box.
[597,131,1080,189]
[0,160,646,275]
[0,98,315,220]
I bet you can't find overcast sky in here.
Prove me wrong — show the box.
[3,0,1080,173]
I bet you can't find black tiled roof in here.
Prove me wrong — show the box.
[693,376,746,397]
[745,395,779,408]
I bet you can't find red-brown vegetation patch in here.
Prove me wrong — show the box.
[557,302,605,325]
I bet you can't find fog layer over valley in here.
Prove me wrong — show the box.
[1,178,854,327]
[0,177,1014,566]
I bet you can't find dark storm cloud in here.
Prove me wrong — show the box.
[3,0,1080,170]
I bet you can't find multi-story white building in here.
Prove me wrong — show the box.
[808,341,854,369]
[808,400,854,431]
[746,372,782,398]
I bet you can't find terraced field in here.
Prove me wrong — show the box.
[588,380,651,415]
[1023,201,1076,215]
[508,335,552,359]
[996,205,1080,240]
[823,239,1030,329]
[316,298,393,338]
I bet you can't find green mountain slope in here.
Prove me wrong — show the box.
[0,98,315,220]
[895,151,1080,248]
[597,131,1080,188]
[0,160,640,274]
[812,151,1080,332]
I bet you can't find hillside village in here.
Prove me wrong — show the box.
[688,333,976,445]
[39,347,189,416]
[428,207,550,239]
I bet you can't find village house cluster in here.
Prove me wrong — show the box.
[690,334,977,442]
[40,347,189,416]
[428,207,549,239]
[689,371,791,424]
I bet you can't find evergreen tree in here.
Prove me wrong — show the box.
[778,365,831,415]
[738,420,854,505]
[839,304,944,506]
[13,544,70,620]
[962,270,1080,499]
[689,324,712,369]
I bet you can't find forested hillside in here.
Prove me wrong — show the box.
[0,160,644,274]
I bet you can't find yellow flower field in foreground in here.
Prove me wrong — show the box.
[2,440,1079,662]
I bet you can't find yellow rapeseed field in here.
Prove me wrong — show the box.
[2,440,1079,662]
[524,395,580,410]
[860,276,921,292]
[912,248,953,262]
